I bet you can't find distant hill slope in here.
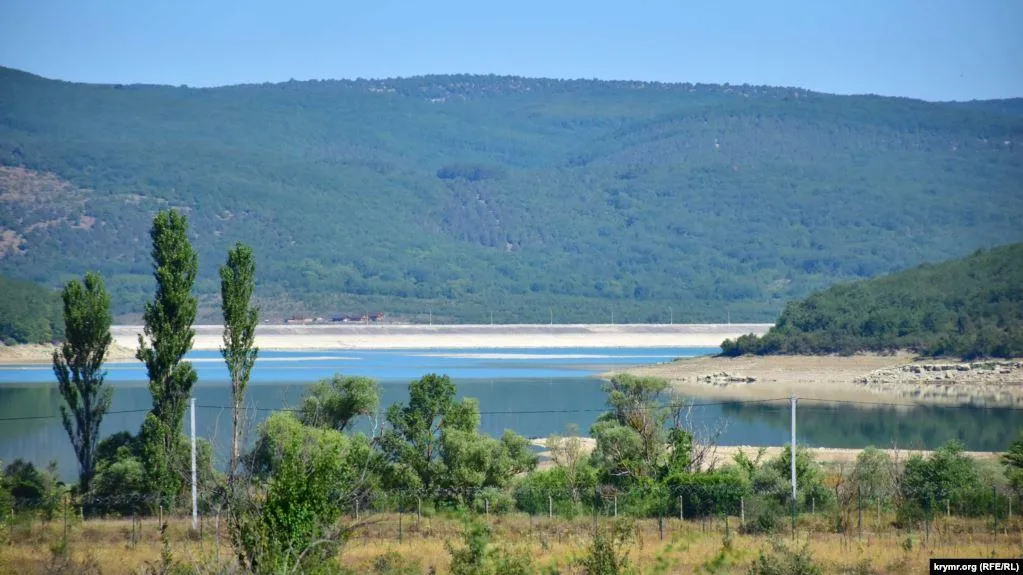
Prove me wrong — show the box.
[1,66,1021,322]
[721,243,1023,359]
[0,274,63,345]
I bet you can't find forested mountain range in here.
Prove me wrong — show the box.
[721,242,1023,358]
[1,66,1021,322]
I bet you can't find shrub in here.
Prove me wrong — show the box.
[746,541,822,575]
[742,495,786,535]
[899,440,980,520]
[850,447,895,507]
[472,486,515,515]
[514,467,596,517]
[371,551,423,575]
[233,412,356,574]
[575,519,636,575]
[665,467,749,518]
[3,459,62,519]
[446,519,534,575]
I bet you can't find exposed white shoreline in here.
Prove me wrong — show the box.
[110,323,771,351]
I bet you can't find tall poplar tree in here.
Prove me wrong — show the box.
[136,209,199,502]
[52,272,113,493]
[219,242,259,482]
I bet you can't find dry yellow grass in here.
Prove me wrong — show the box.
[2,511,1020,574]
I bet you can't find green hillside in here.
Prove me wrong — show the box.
[0,274,63,344]
[721,243,1023,359]
[0,66,1021,322]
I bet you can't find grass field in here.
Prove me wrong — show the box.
[3,509,1020,574]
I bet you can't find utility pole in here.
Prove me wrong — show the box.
[429,308,432,326]
[790,395,797,533]
[611,310,614,325]
[191,396,198,530]
[669,306,672,325]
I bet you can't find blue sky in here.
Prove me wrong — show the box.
[1,0,1020,101]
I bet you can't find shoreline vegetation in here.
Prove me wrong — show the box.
[719,243,1023,361]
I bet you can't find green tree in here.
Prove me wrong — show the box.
[3,459,62,518]
[1002,432,1023,496]
[219,242,259,481]
[851,446,895,507]
[233,412,355,574]
[900,440,979,515]
[379,373,459,492]
[380,374,535,498]
[589,374,670,483]
[135,209,199,504]
[52,272,113,493]
[299,374,379,432]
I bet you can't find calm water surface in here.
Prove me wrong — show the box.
[1,347,1019,481]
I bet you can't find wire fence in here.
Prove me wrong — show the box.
[6,480,1019,537]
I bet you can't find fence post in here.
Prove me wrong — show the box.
[132,511,137,548]
[398,512,403,545]
[741,497,745,531]
[811,496,815,515]
[679,494,683,521]
[925,510,930,546]
[548,493,552,519]
[857,485,862,539]
[946,498,950,519]
[993,485,998,529]
[614,494,618,518]
[63,495,69,553]
[658,512,664,541]
[485,498,489,517]
[215,509,221,563]
[417,496,422,528]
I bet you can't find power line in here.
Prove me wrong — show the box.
[2,395,1020,423]
[0,408,150,422]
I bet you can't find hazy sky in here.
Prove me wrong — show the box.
[1,0,1020,101]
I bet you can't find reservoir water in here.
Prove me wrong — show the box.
[1,347,1019,481]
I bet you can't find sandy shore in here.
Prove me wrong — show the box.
[0,323,768,364]
[606,353,1023,407]
[150,323,771,351]
[0,342,138,364]
[530,438,1000,470]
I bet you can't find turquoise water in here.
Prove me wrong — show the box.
[1,347,1020,481]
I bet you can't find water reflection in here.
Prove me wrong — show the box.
[2,346,1022,481]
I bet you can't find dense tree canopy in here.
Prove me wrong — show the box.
[721,242,1023,359]
[0,274,63,344]
[1,67,1021,323]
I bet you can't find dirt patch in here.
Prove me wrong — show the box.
[0,228,26,258]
